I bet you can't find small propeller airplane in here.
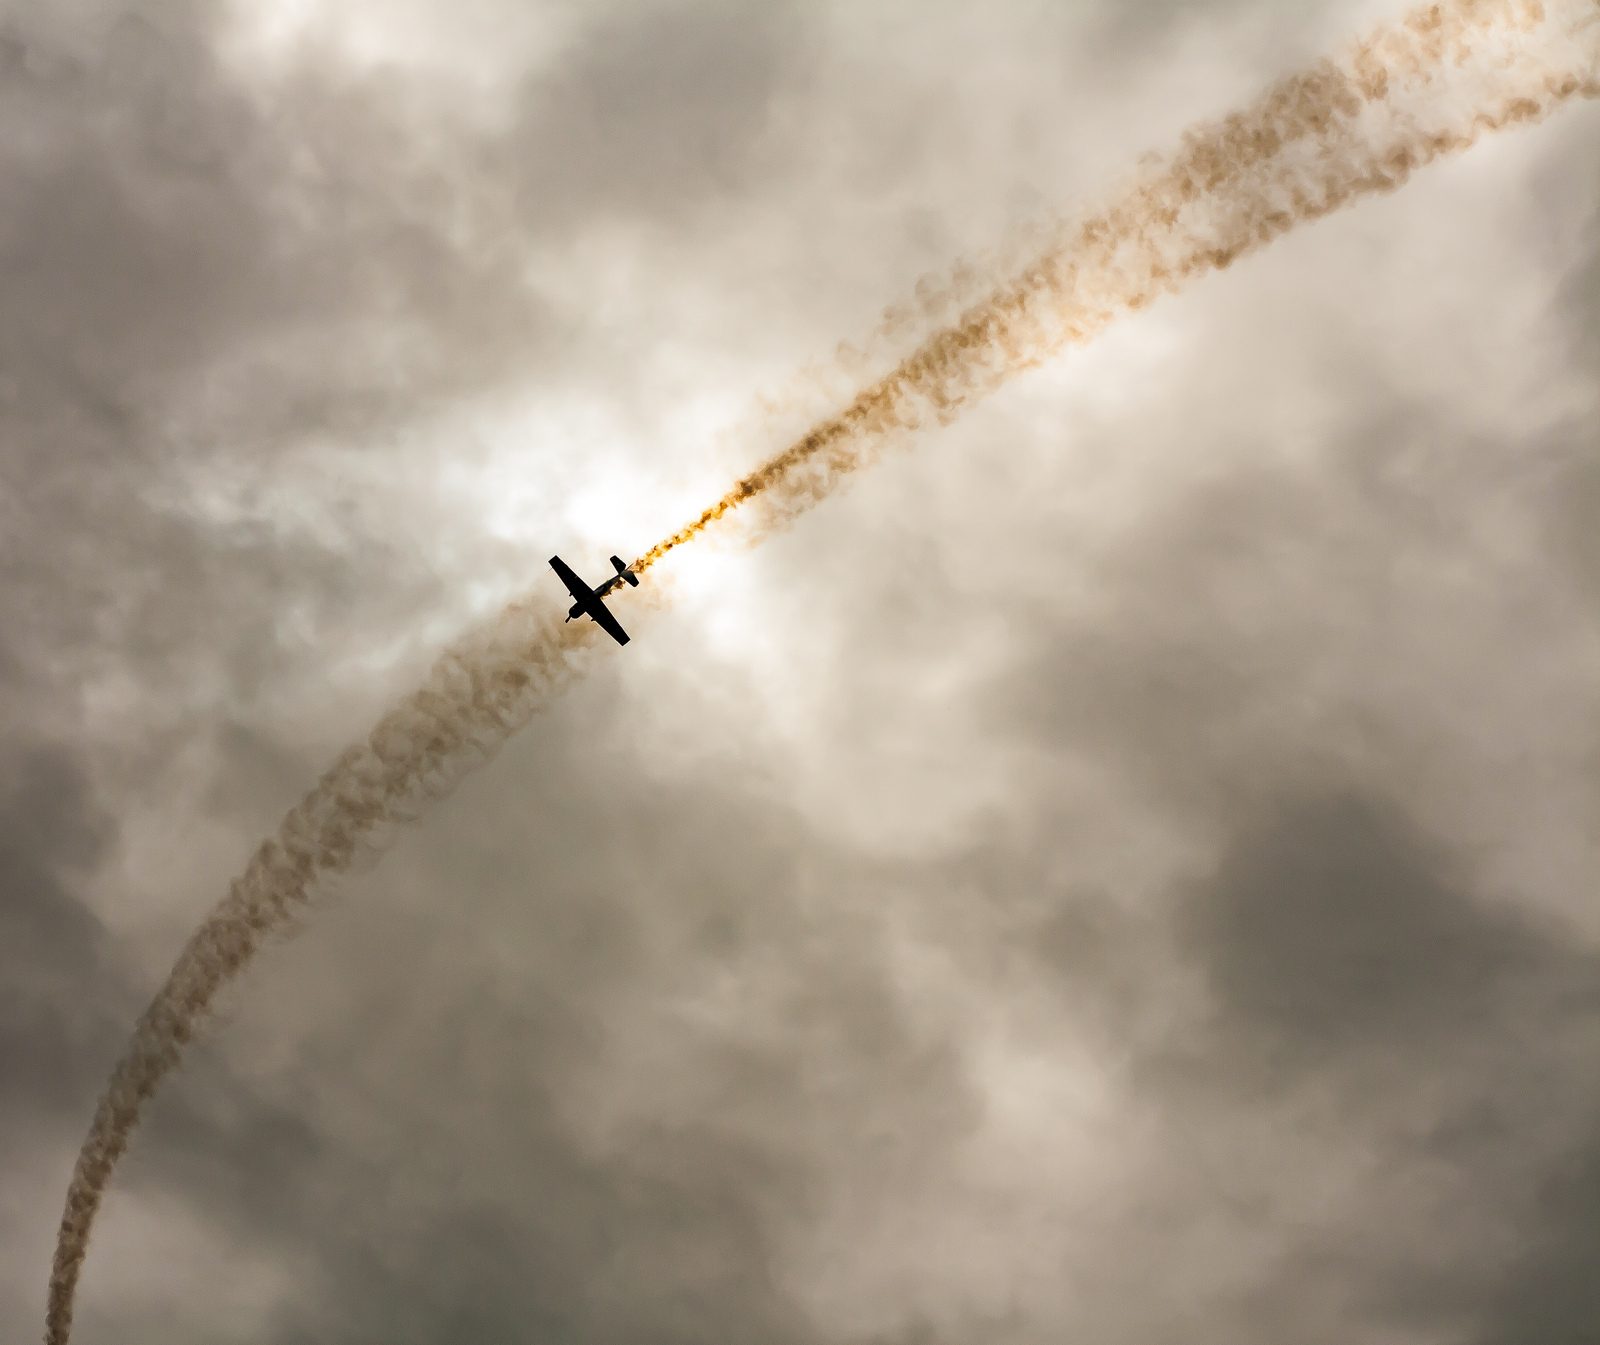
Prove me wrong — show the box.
[549,554,639,646]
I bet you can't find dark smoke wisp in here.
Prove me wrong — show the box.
[46,2,1597,1341]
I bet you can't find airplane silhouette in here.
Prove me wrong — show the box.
[549,554,638,646]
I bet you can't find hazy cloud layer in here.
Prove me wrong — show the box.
[3,1,1598,1343]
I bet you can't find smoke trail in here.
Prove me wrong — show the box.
[46,1,1598,1340]
[632,0,1598,569]
[46,601,600,1343]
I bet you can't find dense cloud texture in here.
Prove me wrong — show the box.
[3,1,1599,1343]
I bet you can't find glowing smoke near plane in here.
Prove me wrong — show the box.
[46,2,1599,1340]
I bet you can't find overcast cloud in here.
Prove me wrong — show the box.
[2,0,1599,1342]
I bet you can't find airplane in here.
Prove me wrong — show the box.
[549,554,639,646]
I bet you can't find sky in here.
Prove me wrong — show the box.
[3,0,1599,1342]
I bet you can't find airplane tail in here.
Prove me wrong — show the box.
[611,555,640,587]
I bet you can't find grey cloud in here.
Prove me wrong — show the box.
[1007,786,1600,1345]
[1175,792,1551,1068]
[7,1,1600,1343]
[1478,1127,1600,1344]
[509,1,811,230]
[923,311,1600,1335]
[81,714,977,1345]
[0,2,519,679]
[0,7,268,392]
[0,745,126,1121]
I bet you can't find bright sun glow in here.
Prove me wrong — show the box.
[448,377,784,668]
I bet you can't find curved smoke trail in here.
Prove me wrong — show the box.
[633,0,1599,569]
[47,1,1598,1340]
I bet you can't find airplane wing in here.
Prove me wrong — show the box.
[549,555,590,601]
[550,554,629,645]
[588,602,630,646]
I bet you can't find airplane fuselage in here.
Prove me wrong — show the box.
[550,554,638,647]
